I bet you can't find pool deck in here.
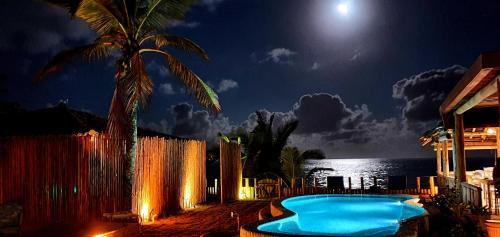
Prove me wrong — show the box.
[142,200,269,237]
[18,200,268,237]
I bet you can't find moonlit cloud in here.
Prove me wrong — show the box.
[169,20,200,28]
[310,62,321,70]
[259,48,297,64]
[0,1,93,54]
[349,52,361,61]
[147,60,170,77]
[393,65,466,123]
[217,79,238,93]
[142,90,431,158]
[159,83,176,95]
[201,0,225,11]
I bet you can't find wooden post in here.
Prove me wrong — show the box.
[301,178,305,195]
[496,127,500,166]
[215,179,218,195]
[253,178,257,199]
[278,178,282,198]
[416,177,421,194]
[373,177,377,186]
[360,177,364,190]
[244,178,249,199]
[436,143,442,175]
[348,177,352,190]
[429,176,435,196]
[443,141,450,177]
[453,113,466,187]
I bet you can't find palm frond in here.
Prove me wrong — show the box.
[36,41,113,81]
[135,0,196,37]
[274,120,299,150]
[76,0,128,35]
[151,34,209,61]
[122,53,153,113]
[141,49,221,112]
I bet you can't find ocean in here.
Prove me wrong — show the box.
[304,157,497,188]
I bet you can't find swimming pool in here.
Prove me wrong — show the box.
[257,195,426,236]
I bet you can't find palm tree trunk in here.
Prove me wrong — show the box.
[124,101,138,207]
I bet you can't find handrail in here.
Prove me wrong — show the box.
[461,182,483,209]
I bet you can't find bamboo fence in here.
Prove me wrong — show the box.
[0,135,125,226]
[219,141,242,203]
[132,138,206,221]
[0,135,207,226]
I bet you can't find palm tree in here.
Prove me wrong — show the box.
[280,146,305,188]
[244,111,298,179]
[36,0,221,202]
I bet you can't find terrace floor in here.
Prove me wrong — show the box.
[19,200,268,237]
[142,200,269,237]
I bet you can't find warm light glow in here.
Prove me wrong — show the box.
[93,230,117,237]
[140,202,150,223]
[184,188,192,208]
[486,127,496,135]
[337,3,349,15]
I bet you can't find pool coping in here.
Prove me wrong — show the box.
[240,194,430,237]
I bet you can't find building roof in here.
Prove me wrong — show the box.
[440,51,500,128]
[0,103,178,138]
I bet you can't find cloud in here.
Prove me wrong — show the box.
[392,65,467,123]
[292,93,370,134]
[159,83,176,95]
[287,118,423,158]
[241,109,296,132]
[217,79,238,93]
[139,119,169,134]
[169,20,200,28]
[142,65,467,158]
[350,52,361,61]
[143,90,429,158]
[200,0,225,11]
[310,62,321,70]
[169,103,234,144]
[0,0,94,54]
[259,48,297,64]
[147,60,170,77]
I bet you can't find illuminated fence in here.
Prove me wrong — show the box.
[0,135,125,226]
[132,138,206,222]
[0,135,207,227]
[219,140,242,203]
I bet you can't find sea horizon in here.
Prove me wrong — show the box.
[305,156,496,188]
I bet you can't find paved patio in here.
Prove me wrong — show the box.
[142,200,269,237]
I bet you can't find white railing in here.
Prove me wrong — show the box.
[461,182,483,209]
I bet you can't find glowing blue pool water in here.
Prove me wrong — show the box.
[257,195,426,236]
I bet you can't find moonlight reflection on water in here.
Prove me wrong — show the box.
[305,157,495,188]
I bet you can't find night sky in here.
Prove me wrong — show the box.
[2,0,500,158]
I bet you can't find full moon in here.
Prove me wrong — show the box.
[337,3,349,15]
